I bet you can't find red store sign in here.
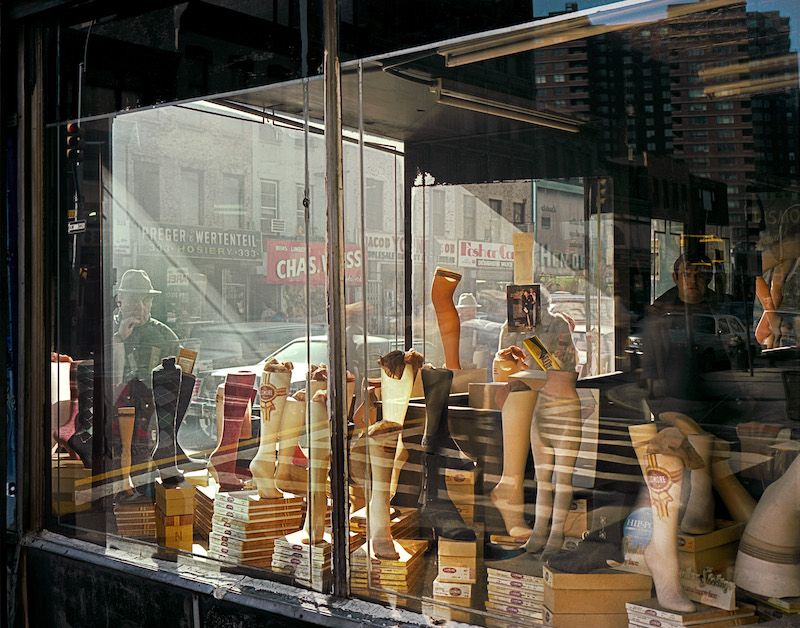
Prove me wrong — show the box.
[264,239,362,285]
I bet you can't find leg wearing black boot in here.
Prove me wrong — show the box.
[420,367,476,542]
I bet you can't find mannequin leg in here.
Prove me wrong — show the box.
[209,371,255,490]
[250,361,292,499]
[525,392,581,557]
[68,360,94,468]
[174,372,195,469]
[301,389,330,545]
[630,423,695,613]
[275,393,307,496]
[431,267,462,370]
[152,357,183,486]
[659,412,755,522]
[367,351,423,558]
[420,367,475,541]
[118,407,136,494]
[491,381,536,538]
[681,433,714,534]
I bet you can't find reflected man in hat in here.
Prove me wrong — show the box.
[113,269,180,384]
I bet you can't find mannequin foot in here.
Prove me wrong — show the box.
[523,533,547,555]
[644,543,696,612]
[370,533,400,560]
[680,505,714,535]
[421,498,476,542]
[490,482,532,539]
[67,433,93,469]
[545,527,624,572]
[255,485,284,500]
[275,465,306,496]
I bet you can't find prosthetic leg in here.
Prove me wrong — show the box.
[367,350,423,559]
[420,366,476,541]
[431,267,463,370]
[629,424,697,613]
[249,360,292,498]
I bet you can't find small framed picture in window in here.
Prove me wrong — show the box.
[507,284,541,333]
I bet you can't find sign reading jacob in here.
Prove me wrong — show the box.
[139,223,263,261]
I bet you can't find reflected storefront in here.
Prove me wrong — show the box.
[6,0,800,626]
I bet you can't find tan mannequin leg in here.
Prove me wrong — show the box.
[275,393,307,496]
[659,412,755,522]
[630,424,695,613]
[681,433,714,534]
[301,386,330,545]
[431,267,462,370]
[249,361,292,499]
[525,392,581,557]
[490,382,536,538]
[367,350,422,559]
[118,407,136,494]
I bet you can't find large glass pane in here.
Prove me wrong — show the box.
[343,1,800,625]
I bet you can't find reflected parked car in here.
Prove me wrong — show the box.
[625,313,752,372]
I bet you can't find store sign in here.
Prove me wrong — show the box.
[264,240,362,285]
[139,224,263,262]
[457,239,514,269]
[437,239,457,265]
[365,233,424,263]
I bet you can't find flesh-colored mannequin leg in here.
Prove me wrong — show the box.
[524,393,581,556]
[250,361,292,498]
[681,433,714,534]
[630,423,695,613]
[431,267,462,370]
[118,407,136,494]
[301,388,330,545]
[659,412,755,521]
[367,350,422,558]
[275,393,307,495]
[491,382,536,538]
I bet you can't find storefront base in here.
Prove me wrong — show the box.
[20,532,434,628]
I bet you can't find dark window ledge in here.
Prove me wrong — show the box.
[21,530,437,628]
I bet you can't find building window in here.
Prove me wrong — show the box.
[541,215,551,229]
[218,173,246,229]
[512,201,526,224]
[430,189,445,236]
[463,195,476,239]
[366,177,384,231]
[260,179,280,233]
[179,168,203,225]
[133,159,161,220]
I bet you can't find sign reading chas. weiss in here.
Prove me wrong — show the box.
[138,224,263,261]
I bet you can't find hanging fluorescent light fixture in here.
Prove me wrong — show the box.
[431,81,581,133]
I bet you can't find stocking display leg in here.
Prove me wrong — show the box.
[680,433,714,534]
[173,372,196,470]
[118,407,136,495]
[367,351,422,558]
[431,267,463,370]
[209,371,255,491]
[491,381,536,539]
[629,423,695,613]
[659,411,755,522]
[275,394,308,496]
[301,388,330,545]
[735,455,800,598]
[250,361,292,498]
[51,356,75,452]
[420,367,476,542]
[152,357,183,486]
[68,360,94,468]
[524,391,581,559]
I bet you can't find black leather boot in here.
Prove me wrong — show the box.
[420,367,476,542]
[68,360,94,468]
